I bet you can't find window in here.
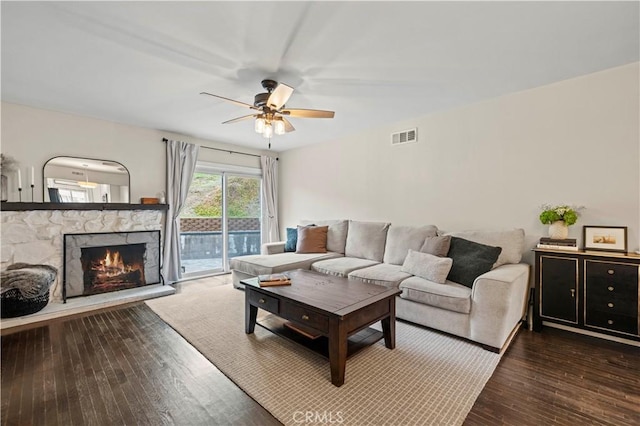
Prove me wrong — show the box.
[179,163,261,277]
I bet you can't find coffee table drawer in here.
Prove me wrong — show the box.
[248,291,279,314]
[281,301,329,333]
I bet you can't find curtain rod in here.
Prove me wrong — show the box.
[162,138,278,160]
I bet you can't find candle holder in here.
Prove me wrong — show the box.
[18,188,22,202]
[30,184,34,202]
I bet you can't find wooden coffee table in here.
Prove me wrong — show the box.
[242,269,401,387]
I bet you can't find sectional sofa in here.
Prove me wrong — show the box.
[230,220,530,352]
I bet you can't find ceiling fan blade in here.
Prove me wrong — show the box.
[200,92,258,110]
[222,114,257,124]
[282,118,295,133]
[267,83,294,110]
[281,108,335,119]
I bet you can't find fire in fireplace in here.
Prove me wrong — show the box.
[81,243,146,295]
[63,231,161,301]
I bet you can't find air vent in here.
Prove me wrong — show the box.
[391,128,417,145]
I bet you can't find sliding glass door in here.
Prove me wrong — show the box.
[179,164,261,277]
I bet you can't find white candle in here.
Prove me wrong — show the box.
[31,167,35,186]
[17,169,22,189]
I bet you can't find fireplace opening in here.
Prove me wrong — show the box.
[81,244,146,295]
[63,230,161,302]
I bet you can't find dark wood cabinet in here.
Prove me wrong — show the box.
[534,249,639,342]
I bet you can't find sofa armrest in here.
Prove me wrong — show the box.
[469,263,531,349]
[261,241,286,255]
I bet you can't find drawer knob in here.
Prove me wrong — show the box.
[608,320,614,325]
[301,314,310,321]
[608,286,614,291]
[259,298,266,304]
[607,269,615,275]
[607,302,614,308]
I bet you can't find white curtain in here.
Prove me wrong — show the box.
[260,155,279,243]
[163,140,199,283]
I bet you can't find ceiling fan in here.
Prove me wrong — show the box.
[201,79,335,144]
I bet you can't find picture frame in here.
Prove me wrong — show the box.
[582,226,628,253]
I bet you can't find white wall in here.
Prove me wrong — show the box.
[279,63,640,259]
[1,102,272,203]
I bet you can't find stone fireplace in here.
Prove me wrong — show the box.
[63,230,161,301]
[1,205,166,302]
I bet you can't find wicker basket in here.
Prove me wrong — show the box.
[1,288,50,318]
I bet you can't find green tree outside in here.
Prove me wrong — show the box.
[181,173,260,218]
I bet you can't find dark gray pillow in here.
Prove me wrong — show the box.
[446,237,502,288]
[420,235,452,257]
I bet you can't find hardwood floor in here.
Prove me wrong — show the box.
[1,301,281,426]
[2,276,638,425]
[466,326,640,426]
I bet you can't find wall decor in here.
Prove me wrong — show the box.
[582,226,628,253]
[43,156,130,203]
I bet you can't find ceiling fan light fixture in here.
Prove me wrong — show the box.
[262,123,273,138]
[274,118,285,135]
[254,116,265,133]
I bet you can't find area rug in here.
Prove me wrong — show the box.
[146,283,502,426]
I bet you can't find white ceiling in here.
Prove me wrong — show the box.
[2,1,638,152]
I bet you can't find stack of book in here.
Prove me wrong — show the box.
[537,237,578,251]
[258,273,292,287]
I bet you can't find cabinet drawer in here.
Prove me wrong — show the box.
[585,297,637,317]
[585,310,638,335]
[586,282,636,299]
[281,301,329,333]
[586,261,638,285]
[248,291,279,314]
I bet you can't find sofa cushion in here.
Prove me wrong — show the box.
[401,250,453,284]
[296,225,328,253]
[383,225,438,265]
[230,252,342,276]
[284,228,297,252]
[445,228,524,267]
[399,276,472,314]
[344,220,391,262]
[420,235,452,257]
[348,263,412,289]
[311,257,379,278]
[446,237,502,288]
[300,220,349,254]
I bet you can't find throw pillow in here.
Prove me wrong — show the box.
[401,249,453,284]
[284,228,297,252]
[446,237,502,288]
[420,235,452,257]
[296,225,328,254]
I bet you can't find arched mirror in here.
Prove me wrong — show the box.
[43,156,130,203]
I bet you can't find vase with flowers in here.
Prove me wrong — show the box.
[539,204,582,239]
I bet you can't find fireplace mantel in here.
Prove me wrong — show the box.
[1,202,169,211]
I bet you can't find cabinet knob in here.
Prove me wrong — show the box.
[259,298,266,304]
[607,286,614,291]
[301,314,309,321]
[607,269,615,275]
[607,319,614,325]
[607,302,614,308]
[570,288,575,298]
